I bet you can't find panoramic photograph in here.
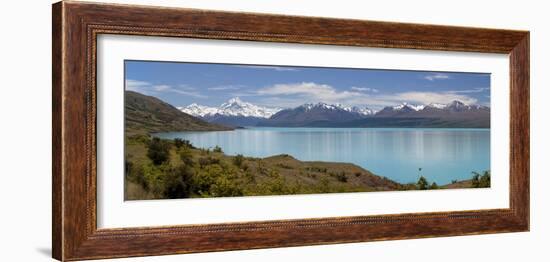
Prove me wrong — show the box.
[124,61,491,200]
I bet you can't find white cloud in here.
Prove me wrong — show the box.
[125,79,150,92]
[178,84,196,91]
[378,91,478,105]
[256,82,479,109]
[257,82,360,102]
[424,73,450,81]
[153,85,171,91]
[351,86,379,93]
[207,85,244,91]
[233,65,299,71]
[125,79,206,98]
[447,87,489,93]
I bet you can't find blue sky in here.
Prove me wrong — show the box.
[125,60,490,110]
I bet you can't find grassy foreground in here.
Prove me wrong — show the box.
[124,135,489,200]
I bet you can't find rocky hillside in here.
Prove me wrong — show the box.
[125,91,233,135]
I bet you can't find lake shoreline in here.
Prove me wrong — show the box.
[125,135,486,200]
[153,126,490,185]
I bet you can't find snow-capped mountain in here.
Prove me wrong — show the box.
[258,102,367,127]
[376,102,425,117]
[297,102,342,112]
[294,102,376,116]
[180,97,281,119]
[376,100,489,117]
[425,103,447,109]
[336,104,376,116]
[392,102,425,111]
[179,98,282,127]
[180,99,489,128]
[177,103,218,117]
[444,100,489,112]
[373,100,490,127]
[217,97,281,118]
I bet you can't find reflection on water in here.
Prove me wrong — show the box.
[154,127,490,184]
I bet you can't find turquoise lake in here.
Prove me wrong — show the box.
[154,127,490,185]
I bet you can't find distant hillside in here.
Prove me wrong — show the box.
[367,101,490,128]
[202,114,265,127]
[258,102,364,127]
[175,98,489,128]
[335,117,489,128]
[125,91,233,135]
[259,100,490,128]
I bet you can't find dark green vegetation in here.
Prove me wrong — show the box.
[125,136,490,200]
[125,91,233,136]
[471,171,491,188]
[125,136,403,200]
[393,172,490,191]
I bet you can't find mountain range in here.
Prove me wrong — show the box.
[179,97,281,126]
[257,102,372,127]
[179,98,490,128]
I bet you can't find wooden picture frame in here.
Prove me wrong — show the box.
[52,1,529,261]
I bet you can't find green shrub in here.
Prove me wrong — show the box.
[179,147,194,166]
[127,134,151,145]
[126,162,148,190]
[174,138,195,149]
[417,176,429,190]
[335,172,348,183]
[472,171,491,188]
[480,171,490,187]
[174,138,184,149]
[233,154,245,168]
[193,165,222,195]
[162,164,194,199]
[317,177,330,193]
[430,182,438,189]
[198,156,220,168]
[209,176,243,197]
[147,137,170,165]
[140,163,168,196]
[192,163,244,197]
[213,145,223,153]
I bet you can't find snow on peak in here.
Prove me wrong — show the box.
[393,102,425,111]
[318,102,339,110]
[445,100,489,111]
[298,102,375,115]
[343,105,376,115]
[298,102,337,111]
[181,99,488,119]
[180,98,281,118]
[179,103,219,117]
[389,100,489,112]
